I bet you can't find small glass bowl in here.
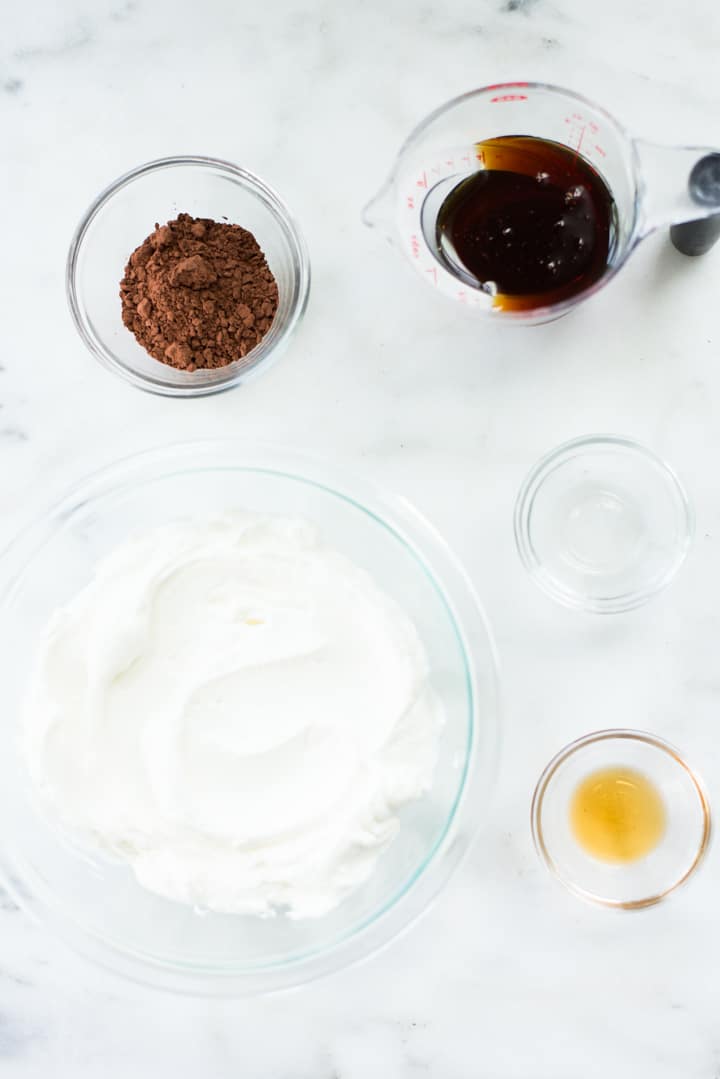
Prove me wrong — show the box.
[67,156,310,397]
[532,730,711,909]
[514,435,693,613]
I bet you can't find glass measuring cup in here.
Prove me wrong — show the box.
[363,83,720,324]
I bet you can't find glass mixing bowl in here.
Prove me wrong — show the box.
[0,442,500,995]
[67,157,310,397]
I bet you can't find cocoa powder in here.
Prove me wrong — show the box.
[120,214,279,371]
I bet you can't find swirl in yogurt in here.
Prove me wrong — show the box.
[24,516,442,917]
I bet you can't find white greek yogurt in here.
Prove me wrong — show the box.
[24,515,442,917]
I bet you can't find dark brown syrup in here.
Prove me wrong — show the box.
[435,136,617,311]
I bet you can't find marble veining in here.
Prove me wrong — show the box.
[0,887,19,914]
[1,0,720,1075]
[503,0,541,14]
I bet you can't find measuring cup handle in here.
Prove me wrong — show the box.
[669,154,720,255]
[634,141,720,248]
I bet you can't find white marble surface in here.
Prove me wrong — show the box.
[2,0,720,1074]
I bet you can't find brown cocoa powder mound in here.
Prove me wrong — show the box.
[119,214,279,371]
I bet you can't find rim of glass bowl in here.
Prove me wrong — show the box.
[66,156,311,398]
[531,729,712,909]
[0,441,501,996]
[513,434,694,614]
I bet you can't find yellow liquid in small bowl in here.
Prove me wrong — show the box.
[570,766,666,863]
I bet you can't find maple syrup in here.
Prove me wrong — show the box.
[570,766,666,864]
[435,136,617,311]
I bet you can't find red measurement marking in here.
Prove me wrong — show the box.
[490,94,528,103]
[425,267,438,285]
[462,154,471,164]
[594,144,606,157]
[589,121,599,135]
[406,195,415,209]
[564,114,589,154]
[416,171,428,189]
[457,290,468,303]
[485,82,529,91]
[410,234,420,258]
[445,159,455,167]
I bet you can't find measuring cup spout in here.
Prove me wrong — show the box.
[362,182,395,243]
[634,139,720,238]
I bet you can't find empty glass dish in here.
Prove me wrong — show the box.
[514,435,693,613]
